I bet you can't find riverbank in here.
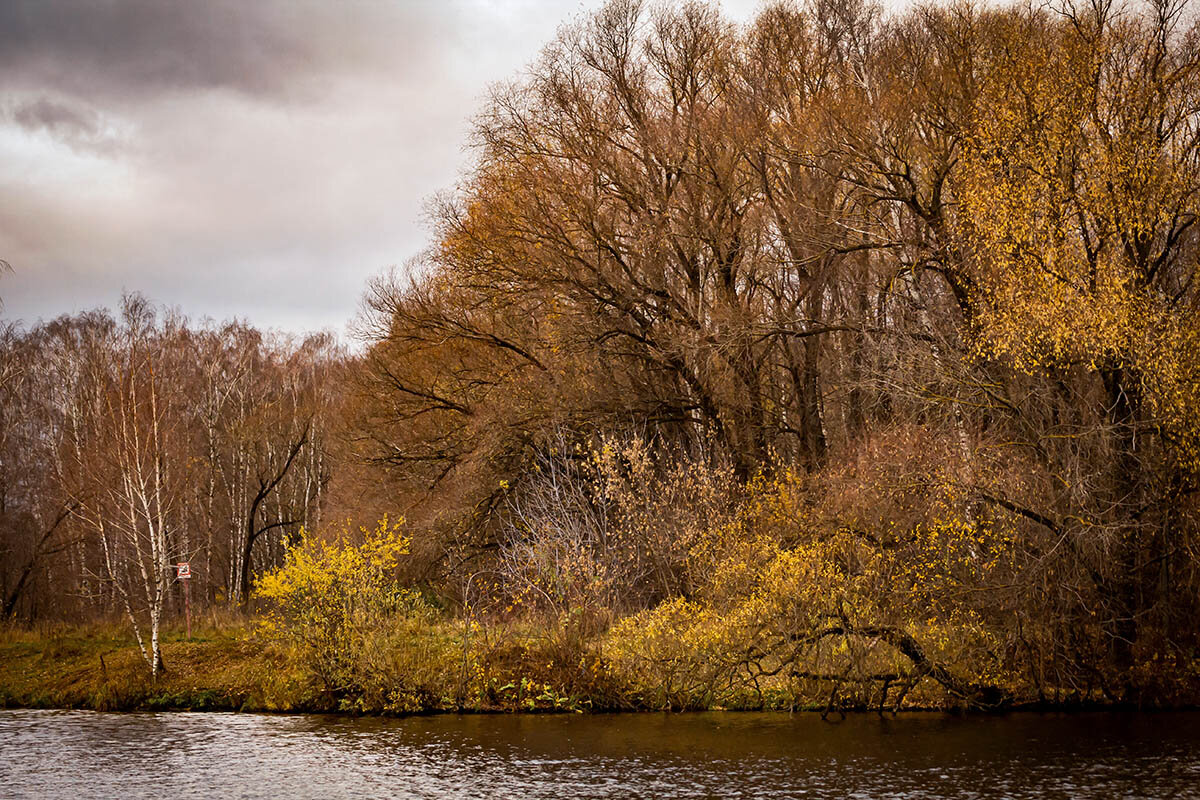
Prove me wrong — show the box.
[5,621,1196,715]
[0,620,633,715]
[0,624,270,713]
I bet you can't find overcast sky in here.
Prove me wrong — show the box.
[0,0,769,335]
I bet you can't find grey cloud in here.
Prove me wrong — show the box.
[10,95,92,131]
[0,0,427,102]
[7,95,122,154]
[0,1,773,335]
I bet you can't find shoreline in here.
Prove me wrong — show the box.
[4,625,1194,717]
[4,702,1197,716]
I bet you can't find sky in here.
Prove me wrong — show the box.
[0,0,767,336]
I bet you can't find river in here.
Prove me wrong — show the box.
[1,709,1197,798]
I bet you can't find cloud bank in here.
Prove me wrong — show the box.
[0,0,764,334]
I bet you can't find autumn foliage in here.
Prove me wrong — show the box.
[5,0,1200,709]
[350,0,1200,707]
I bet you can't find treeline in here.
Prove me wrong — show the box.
[353,0,1200,705]
[0,296,338,673]
[5,0,1200,707]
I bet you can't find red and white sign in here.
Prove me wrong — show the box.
[176,562,191,579]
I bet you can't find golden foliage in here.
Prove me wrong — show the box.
[255,516,434,706]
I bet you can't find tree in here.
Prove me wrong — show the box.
[354,0,1200,702]
[72,296,186,676]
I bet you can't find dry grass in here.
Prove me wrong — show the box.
[0,614,626,714]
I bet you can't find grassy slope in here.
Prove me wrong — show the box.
[7,619,1190,714]
[0,623,273,712]
[0,620,627,714]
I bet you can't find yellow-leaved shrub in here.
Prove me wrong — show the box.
[255,516,460,711]
[606,466,1021,711]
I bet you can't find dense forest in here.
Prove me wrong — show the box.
[4,0,1200,710]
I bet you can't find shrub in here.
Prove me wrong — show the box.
[606,469,1020,711]
[255,516,426,703]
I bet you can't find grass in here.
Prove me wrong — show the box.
[8,613,1181,715]
[0,614,631,715]
[0,619,272,712]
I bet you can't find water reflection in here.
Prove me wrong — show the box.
[1,709,1197,798]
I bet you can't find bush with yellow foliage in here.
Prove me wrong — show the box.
[607,453,1020,712]
[255,516,461,711]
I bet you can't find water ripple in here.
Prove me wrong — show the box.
[1,709,1197,799]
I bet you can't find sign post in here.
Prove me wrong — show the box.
[176,562,192,640]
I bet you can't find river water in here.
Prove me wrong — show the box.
[1,709,1197,798]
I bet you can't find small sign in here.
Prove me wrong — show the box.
[176,562,191,579]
